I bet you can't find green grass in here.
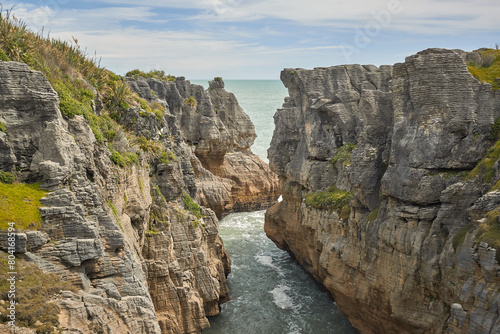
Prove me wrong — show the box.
[0,252,76,333]
[367,206,380,222]
[0,48,9,61]
[331,143,357,165]
[183,192,203,219]
[304,186,353,219]
[106,199,123,231]
[0,170,15,184]
[0,122,6,133]
[476,208,500,261]
[468,139,500,183]
[452,223,475,250]
[467,49,500,90]
[110,150,138,167]
[0,183,47,230]
[125,69,175,81]
[158,151,176,165]
[185,96,197,108]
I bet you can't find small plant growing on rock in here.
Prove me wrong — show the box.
[158,151,176,165]
[304,186,353,220]
[182,192,203,219]
[0,170,15,184]
[331,142,357,165]
[185,96,197,108]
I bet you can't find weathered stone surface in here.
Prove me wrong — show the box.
[266,49,500,334]
[0,62,268,333]
[127,76,279,217]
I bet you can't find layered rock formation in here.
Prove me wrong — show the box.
[0,61,276,333]
[265,49,500,333]
[126,77,279,218]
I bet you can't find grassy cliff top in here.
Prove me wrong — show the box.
[467,48,500,90]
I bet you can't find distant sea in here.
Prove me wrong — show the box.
[191,80,358,334]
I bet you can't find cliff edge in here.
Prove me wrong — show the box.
[266,48,500,333]
[0,58,276,332]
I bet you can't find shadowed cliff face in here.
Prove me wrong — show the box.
[265,49,500,334]
[0,62,275,333]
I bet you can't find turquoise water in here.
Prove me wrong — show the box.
[191,80,358,334]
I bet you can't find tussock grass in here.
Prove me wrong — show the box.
[0,8,178,168]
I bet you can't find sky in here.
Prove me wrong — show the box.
[2,0,500,79]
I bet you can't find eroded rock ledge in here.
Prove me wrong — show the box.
[265,49,500,333]
[0,61,277,333]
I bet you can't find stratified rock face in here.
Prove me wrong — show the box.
[265,49,500,334]
[0,62,251,333]
[0,61,161,333]
[127,77,279,217]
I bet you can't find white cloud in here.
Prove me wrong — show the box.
[3,0,499,79]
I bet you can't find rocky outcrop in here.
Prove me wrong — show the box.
[126,77,279,218]
[0,61,272,333]
[265,49,500,333]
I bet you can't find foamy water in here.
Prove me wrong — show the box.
[190,80,358,333]
[202,211,357,334]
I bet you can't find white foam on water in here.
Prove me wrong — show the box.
[270,284,295,309]
[255,255,285,277]
[287,322,301,334]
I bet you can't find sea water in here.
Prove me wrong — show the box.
[192,80,358,334]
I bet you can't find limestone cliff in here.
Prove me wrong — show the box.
[0,61,274,333]
[266,49,500,333]
[126,77,279,218]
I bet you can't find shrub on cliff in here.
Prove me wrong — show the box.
[304,186,353,220]
[125,69,175,81]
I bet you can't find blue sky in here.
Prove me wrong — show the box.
[3,0,500,79]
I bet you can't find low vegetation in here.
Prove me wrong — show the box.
[467,48,500,90]
[0,170,14,184]
[0,182,47,230]
[476,208,500,262]
[467,139,500,184]
[183,192,203,219]
[125,69,175,82]
[452,223,475,250]
[0,9,174,170]
[110,150,138,167]
[367,206,380,222]
[304,186,353,220]
[185,96,197,108]
[331,143,357,165]
[0,252,76,333]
